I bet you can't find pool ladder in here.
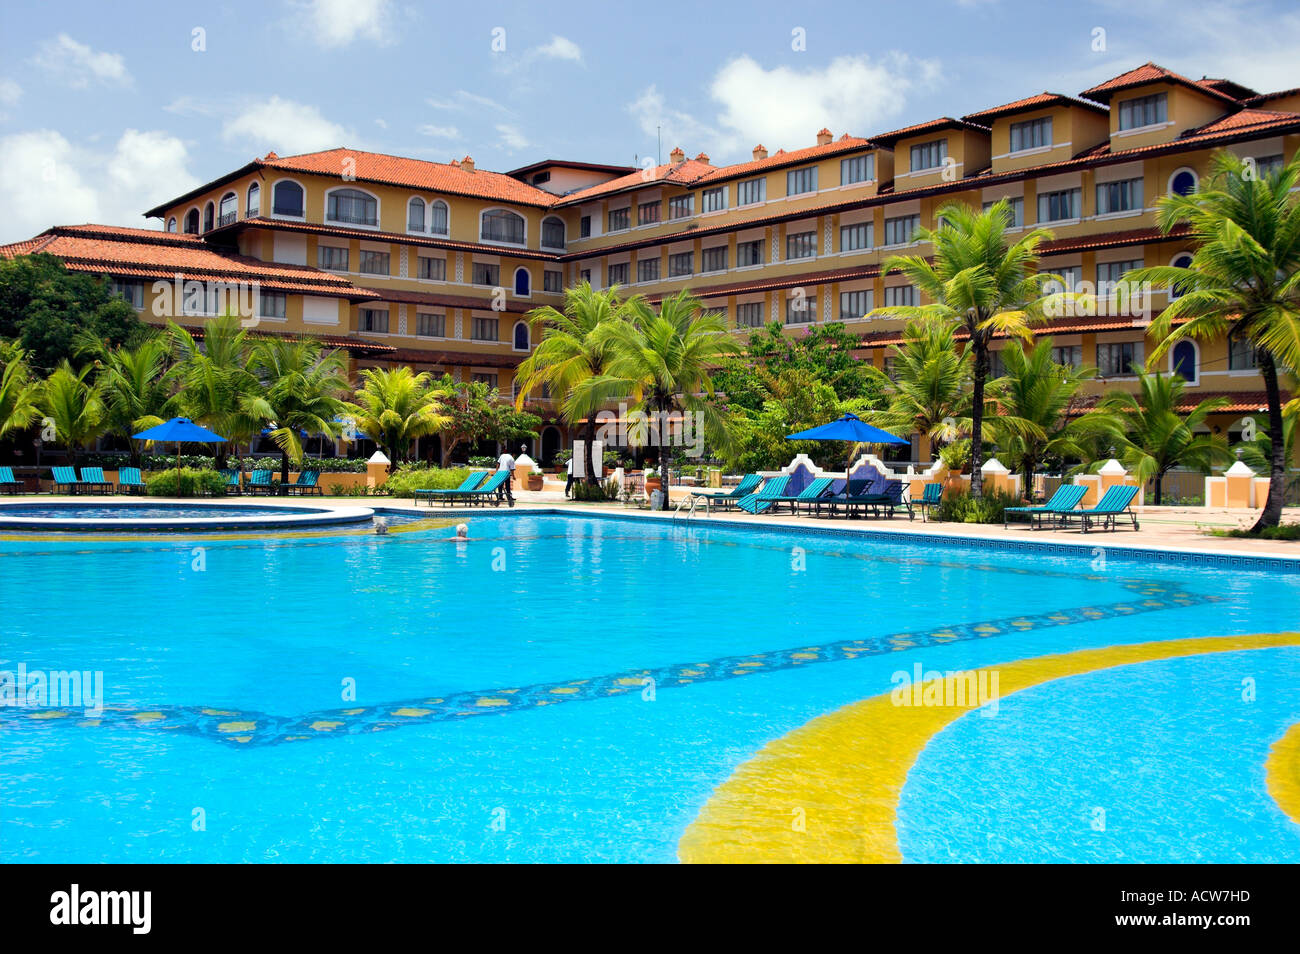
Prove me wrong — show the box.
[672,493,706,521]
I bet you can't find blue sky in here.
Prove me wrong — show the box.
[1,0,1297,243]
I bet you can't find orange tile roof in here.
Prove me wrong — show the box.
[962,92,1107,122]
[1188,107,1300,134]
[647,265,880,302]
[557,158,716,204]
[1039,223,1193,256]
[177,323,395,355]
[871,117,990,147]
[1244,87,1300,107]
[692,135,874,186]
[1080,62,1240,105]
[356,286,532,314]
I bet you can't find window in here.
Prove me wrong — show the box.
[579,268,591,284]
[1096,177,1144,214]
[883,214,920,246]
[637,258,660,283]
[841,154,875,185]
[668,252,693,277]
[701,246,727,272]
[840,222,873,251]
[840,290,873,319]
[736,239,764,266]
[544,269,563,292]
[1170,169,1197,196]
[203,202,214,232]
[514,267,531,297]
[638,202,660,225]
[1117,92,1167,131]
[408,197,425,232]
[416,313,445,337]
[1097,258,1143,289]
[110,280,144,309]
[317,245,349,271]
[668,194,694,219]
[166,217,177,233]
[541,217,565,249]
[272,181,304,217]
[737,178,766,205]
[472,316,498,341]
[786,166,817,196]
[884,285,917,307]
[1168,252,1193,299]
[481,209,525,244]
[1171,340,1198,384]
[579,215,591,238]
[472,263,500,286]
[471,372,498,388]
[988,350,1007,378]
[701,186,727,213]
[1052,345,1082,368]
[1255,154,1285,178]
[359,250,390,275]
[982,197,1025,227]
[513,322,530,350]
[429,200,448,235]
[1009,117,1052,152]
[531,171,550,185]
[1096,341,1142,377]
[359,308,390,333]
[417,256,446,281]
[607,262,629,286]
[246,183,260,216]
[608,207,630,231]
[184,209,200,234]
[1037,188,1081,222]
[259,292,286,319]
[1043,265,1082,295]
[786,231,816,259]
[736,302,764,328]
[327,189,378,226]
[910,139,947,171]
[1228,330,1261,370]
[785,295,816,324]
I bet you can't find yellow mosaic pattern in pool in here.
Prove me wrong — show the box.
[1266,721,1300,826]
[678,632,1300,864]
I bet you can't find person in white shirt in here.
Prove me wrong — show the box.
[497,449,516,504]
[564,455,575,498]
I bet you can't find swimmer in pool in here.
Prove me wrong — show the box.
[445,523,470,541]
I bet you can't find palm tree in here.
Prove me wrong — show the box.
[1127,152,1300,530]
[870,318,971,458]
[347,366,448,467]
[514,283,628,484]
[166,317,265,470]
[584,289,741,510]
[0,346,42,441]
[873,200,1055,497]
[247,337,351,485]
[1098,370,1231,505]
[95,336,173,465]
[40,361,106,466]
[984,339,1115,499]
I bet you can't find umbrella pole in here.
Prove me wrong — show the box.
[177,441,182,498]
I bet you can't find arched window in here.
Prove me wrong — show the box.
[326,188,378,226]
[1169,251,1193,299]
[203,201,214,232]
[541,216,566,249]
[272,180,304,217]
[1169,168,1198,197]
[513,320,530,350]
[218,192,237,226]
[183,208,200,234]
[246,182,260,216]
[430,200,448,235]
[166,217,177,233]
[481,208,525,244]
[408,197,425,232]
[1171,340,1198,384]
[514,267,531,298]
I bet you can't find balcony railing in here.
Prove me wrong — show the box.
[217,212,237,227]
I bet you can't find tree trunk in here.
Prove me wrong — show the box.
[584,416,597,485]
[1250,351,1287,532]
[281,449,291,487]
[1154,471,1163,506]
[969,334,988,499]
[658,401,674,511]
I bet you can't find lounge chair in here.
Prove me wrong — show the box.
[51,466,86,495]
[78,466,114,495]
[286,469,323,496]
[0,466,23,494]
[429,469,511,508]
[690,473,761,511]
[1003,483,1088,530]
[911,482,943,522]
[839,478,913,519]
[1060,484,1141,533]
[735,475,791,514]
[414,470,486,506]
[247,469,275,495]
[220,469,242,495]
[117,467,146,495]
[768,476,835,514]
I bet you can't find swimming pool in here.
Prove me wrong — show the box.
[2,513,1297,862]
[0,500,372,532]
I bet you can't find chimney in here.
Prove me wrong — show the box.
[694,152,710,164]
[263,151,279,161]
[752,144,768,161]
[816,128,833,146]
[449,158,461,168]
[669,146,685,163]
[461,155,475,172]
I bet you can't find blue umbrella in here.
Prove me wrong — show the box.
[786,413,909,488]
[132,417,227,496]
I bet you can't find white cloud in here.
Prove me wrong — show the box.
[296,0,393,49]
[495,124,530,150]
[0,79,21,107]
[535,36,582,62]
[222,96,349,154]
[31,34,131,88]
[419,124,461,139]
[627,84,718,155]
[427,90,508,113]
[0,128,197,243]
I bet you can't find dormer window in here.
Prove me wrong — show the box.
[1117,92,1167,130]
[480,209,525,244]
[327,188,378,227]
[840,154,874,185]
[910,139,947,171]
[1009,116,1052,152]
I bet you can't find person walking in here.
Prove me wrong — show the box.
[497,447,516,505]
[564,455,575,498]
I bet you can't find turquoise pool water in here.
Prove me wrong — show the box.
[2,513,1298,862]
[0,504,321,520]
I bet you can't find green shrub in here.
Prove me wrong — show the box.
[932,489,1021,524]
[382,465,474,498]
[1216,523,1300,541]
[79,454,370,473]
[145,467,229,497]
[571,479,621,502]
[938,439,971,472]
